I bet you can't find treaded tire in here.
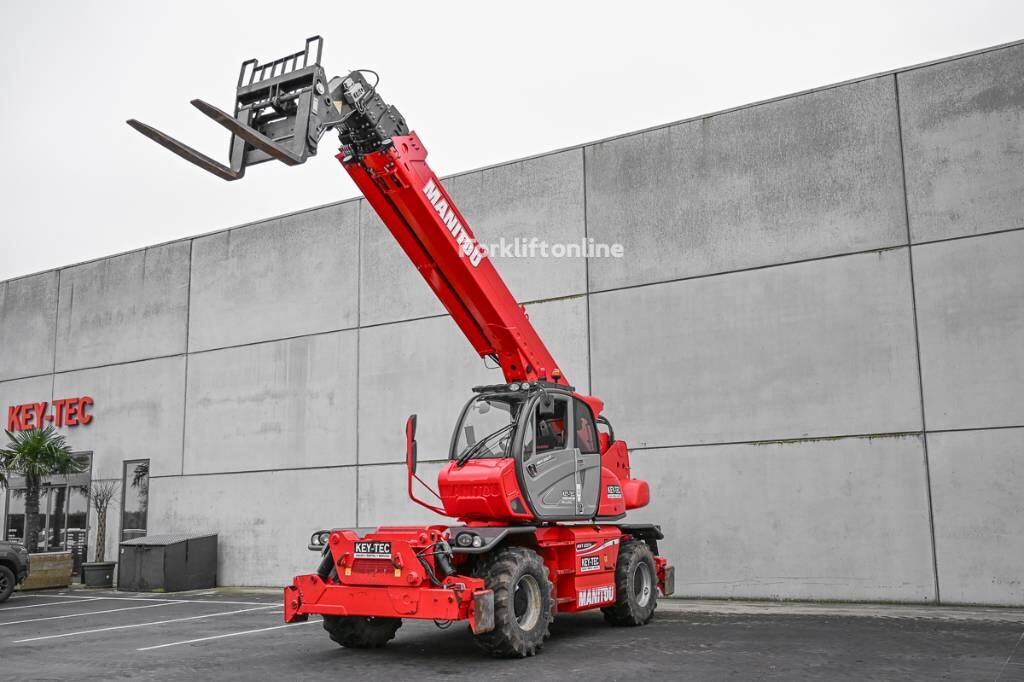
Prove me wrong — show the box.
[322,615,402,648]
[0,565,14,603]
[602,540,657,626]
[472,546,555,658]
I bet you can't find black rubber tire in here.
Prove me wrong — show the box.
[472,546,555,658]
[0,565,14,603]
[602,540,658,626]
[322,615,402,648]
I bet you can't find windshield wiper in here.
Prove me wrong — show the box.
[456,423,515,467]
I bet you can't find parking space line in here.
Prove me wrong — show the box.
[1,597,104,611]
[13,593,274,606]
[14,605,281,643]
[137,618,320,651]
[1,601,174,626]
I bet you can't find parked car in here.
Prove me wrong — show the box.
[0,541,31,602]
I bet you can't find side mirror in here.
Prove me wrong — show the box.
[405,414,418,475]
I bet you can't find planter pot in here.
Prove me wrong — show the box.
[81,561,116,588]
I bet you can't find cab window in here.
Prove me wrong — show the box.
[535,395,568,452]
[573,398,599,454]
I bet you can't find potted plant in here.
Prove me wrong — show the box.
[82,480,119,588]
[0,427,87,589]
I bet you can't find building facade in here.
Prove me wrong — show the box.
[1,41,1022,604]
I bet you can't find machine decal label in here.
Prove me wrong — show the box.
[577,538,619,555]
[423,179,485,267]
[577,585,615,607]
[353,541,392,560]
[606,485,622,499]
[580,556,601,572]
[559,490,575,504]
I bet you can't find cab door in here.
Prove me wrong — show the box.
[519,394,601,520]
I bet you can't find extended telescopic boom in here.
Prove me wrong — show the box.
[128,38,570,389]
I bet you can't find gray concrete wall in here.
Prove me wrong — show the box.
[1,41,1022,604]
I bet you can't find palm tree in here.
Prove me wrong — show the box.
[0,427,86,552]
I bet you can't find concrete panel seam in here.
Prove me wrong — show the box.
[927,424,1024,435]
[50,269,61,375]
[628,431,924,452]
[582,146,594,394]
[894,73,940,604]
[181,239,194,476]
[355,200,363,527]
[148,458,455,480]
[911,225,1024,248]
[587,245,909,298]
[186,325,361,357]
[43,353,187,378]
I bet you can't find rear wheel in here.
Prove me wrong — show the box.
[472,546,555,658]
[602,540,657,626]
[322,615,402,648]
[0,565,14,603]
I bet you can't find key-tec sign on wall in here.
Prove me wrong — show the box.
[7,396,94,431]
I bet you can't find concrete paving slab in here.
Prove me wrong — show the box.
[183,331,358,474]
[357,297,588,465]
[590,248,921,447]
[359,150,586,326]
[357,314,497,465]
[356,461,448,527]
[55,242,190,371]
[0,270,58,381]
[585,76,906,291]
[913,229,1024,430]
[188,201,360,352]
[899,43,1024,242]
[0,374,54,429]
[53,356,186,479]
[626,434,936,602]
[147,466,357,586]
[929,427,1024,606]
[444,149,587,304]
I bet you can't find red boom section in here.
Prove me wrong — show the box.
[343,133,569,388]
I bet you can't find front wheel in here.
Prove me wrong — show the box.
[602,540,657,626]
[0,565,15,603]
[322,615,402,648]
[472,546,555,658]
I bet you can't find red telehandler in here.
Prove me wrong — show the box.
[129,37,674,658]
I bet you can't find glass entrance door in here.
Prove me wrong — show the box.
[40,484,68,552]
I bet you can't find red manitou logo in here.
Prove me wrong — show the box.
[577,585,615,607]
[422,179,485,267]
[7,396,94,431]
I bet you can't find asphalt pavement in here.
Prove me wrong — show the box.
[1,588,1022,681]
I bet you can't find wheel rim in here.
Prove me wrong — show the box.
[513,574,542,630]
[632,561,653,608]
[0,572,8,593]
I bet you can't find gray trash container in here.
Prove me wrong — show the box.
[117,533,217,592]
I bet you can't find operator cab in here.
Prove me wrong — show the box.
[449,382,603,520]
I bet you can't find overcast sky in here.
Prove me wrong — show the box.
[0,0,1021,281]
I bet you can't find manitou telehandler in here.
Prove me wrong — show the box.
[129,36,674,658]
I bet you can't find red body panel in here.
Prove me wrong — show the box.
[437,459,533,523]
[285,526,670,624]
